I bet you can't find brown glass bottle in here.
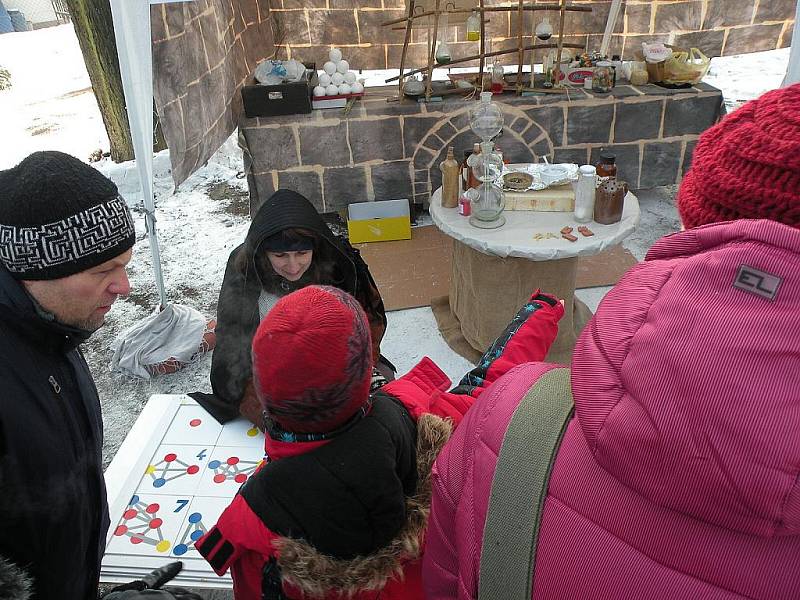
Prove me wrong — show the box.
[466,143,482,189]
[596,150,617,185]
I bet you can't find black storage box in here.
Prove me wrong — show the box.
[241,62,317,118]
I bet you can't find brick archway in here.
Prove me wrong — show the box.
[410,105,554,204]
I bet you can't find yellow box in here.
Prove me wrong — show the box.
[347,199,412,244]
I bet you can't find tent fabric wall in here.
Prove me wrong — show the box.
[151,0,275,187]
[785,0,800,86]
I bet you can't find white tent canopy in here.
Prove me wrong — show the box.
[784,0,800,86]
[108,0,207,379]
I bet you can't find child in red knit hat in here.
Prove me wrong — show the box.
[677,83,800,229]
[197,285,564,599]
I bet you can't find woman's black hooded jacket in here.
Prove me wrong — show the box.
[192,189,387,423]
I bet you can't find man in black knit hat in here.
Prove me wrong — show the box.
[0,151,135,599]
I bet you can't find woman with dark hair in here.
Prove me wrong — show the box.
[192,189,390,426]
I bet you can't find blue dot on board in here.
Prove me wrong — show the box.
[130,495,139,504]
[153,478,166,488]
[190,530,203,541]
[188,512,202,524]
[173,544,188,556]
[208,460,221,469]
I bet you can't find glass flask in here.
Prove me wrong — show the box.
[435,11,452,64]
[535,18,553,41]
[469,141,506,228]
[491,60,505,94]
[469,92,503,141]
[466,10,480,42]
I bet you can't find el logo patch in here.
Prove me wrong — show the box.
[733,265,782,301]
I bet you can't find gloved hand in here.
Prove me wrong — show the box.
[102,562,204,600]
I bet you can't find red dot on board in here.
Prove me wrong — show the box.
[122,509,137,520]
[164,453,177,463]
[114,525,128,536]
[149,518,163,529]
[186,465,200,474]
[145,503,159,514]
[213,474,226,483]
[131,537,144,545]
[189,418,202,427]
[226,457,239,466]
[234,474,247,484]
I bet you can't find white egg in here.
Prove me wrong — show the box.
[325,84,339,96]
[323,61,337,75]
[351,82,364,94]
[318,72,332,86]
[331,72,345,85]
[344,71,357,85]
[338,83,352,95]
[313,85,326,97]
[329,47,343,63]
[337,60,350,74]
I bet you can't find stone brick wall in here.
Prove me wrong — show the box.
[152,0,275,186]
[271,0,796,70]
[239,82,723,215]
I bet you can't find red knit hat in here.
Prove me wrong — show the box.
[252,285,373,433]
[677,83,800,229]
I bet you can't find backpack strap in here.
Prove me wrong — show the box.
[478,367,574,600]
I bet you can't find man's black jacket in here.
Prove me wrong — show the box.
[0,266,109,599]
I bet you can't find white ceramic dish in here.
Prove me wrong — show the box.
[540,164,570,186]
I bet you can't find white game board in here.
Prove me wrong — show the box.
[101,395,266,588]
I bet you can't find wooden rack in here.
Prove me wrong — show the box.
[382,0,592,100]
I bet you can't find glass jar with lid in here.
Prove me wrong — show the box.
[596,149,617,185]
[592,61,614,93]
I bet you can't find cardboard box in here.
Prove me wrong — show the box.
[505,186,575,211]
[347,199,412,244]
[311,92,364,111]
[563,67,595,86]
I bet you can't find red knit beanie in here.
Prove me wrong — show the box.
[252,285,373,433]
[677,83,800,229]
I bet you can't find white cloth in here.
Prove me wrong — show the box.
[429,186,640,260]
[111,303,207,379]
[257,289,281,320]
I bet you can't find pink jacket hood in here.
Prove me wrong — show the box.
[572,219,800,538]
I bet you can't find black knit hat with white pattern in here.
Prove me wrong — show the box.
[0,151,136,280]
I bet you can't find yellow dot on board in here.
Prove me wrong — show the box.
[145,465,156,474]
[156,540,171,553]
[246,427,258,437]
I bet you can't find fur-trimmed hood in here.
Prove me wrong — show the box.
[0,557,31,600]
[274,413,453,598]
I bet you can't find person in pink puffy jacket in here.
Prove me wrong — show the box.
[423,84,800,600]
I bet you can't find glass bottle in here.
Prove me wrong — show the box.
[461,149,472,192]
[440,147,460,208]
[574,165,596,223]
[466,10,480,42]
[596,150,617,186]
[466,143,482,189]
[491,60,505,95]
[592,61,614,93]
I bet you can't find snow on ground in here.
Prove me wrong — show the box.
[0,24,791,465]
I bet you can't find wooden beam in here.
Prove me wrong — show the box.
[552,0,567,87]
[398,0,416,97]
[385,42,584,82]
[381,4,592,27]
[425,0,442,101]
